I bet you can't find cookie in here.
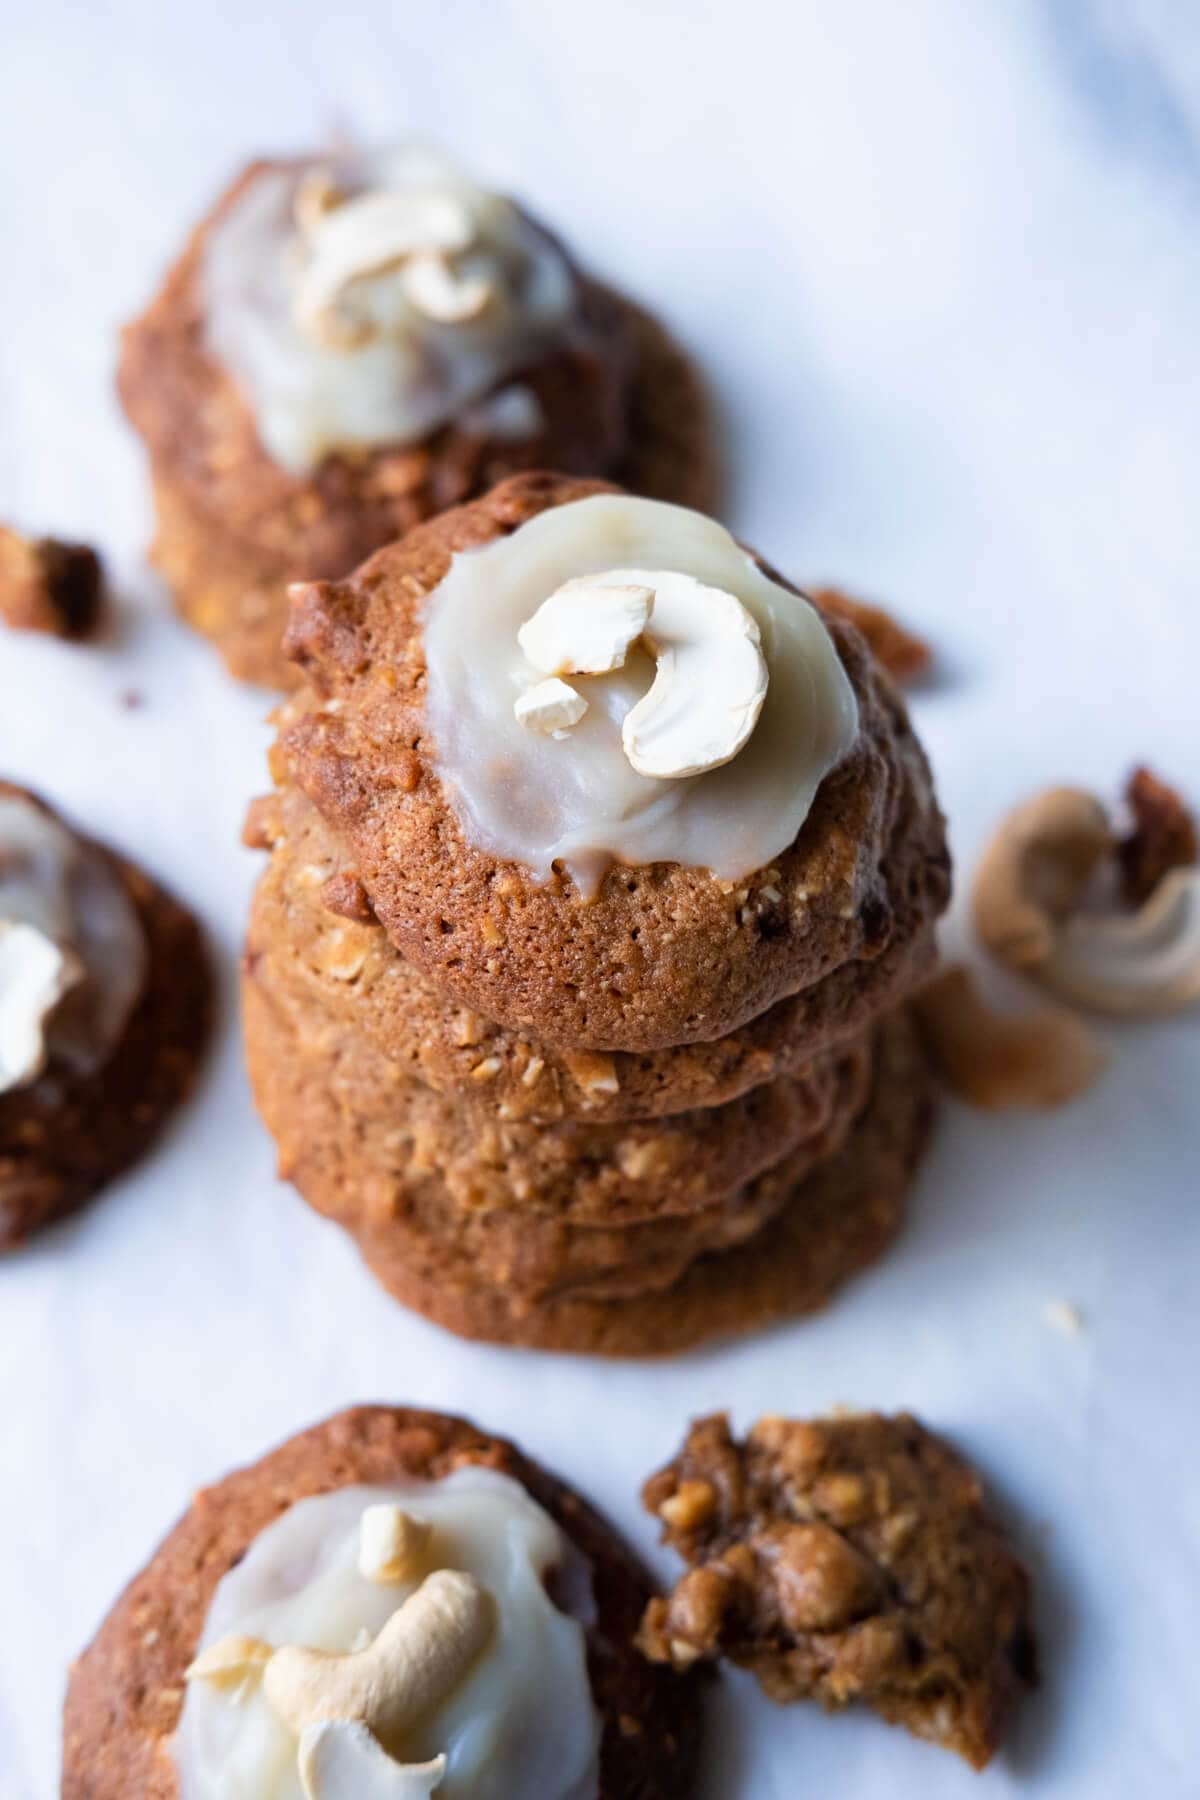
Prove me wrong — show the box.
[244,966,876,1300]
[243,922,873,1226]
[245,778,935,1124]
[120,153,714,689]
[0,783,211,1248]
[245,995,930,1352]
[62,1405,702,1799]
[281,471,950,1051]
[639,1410,1037,1769]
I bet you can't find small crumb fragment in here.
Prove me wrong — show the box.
[119,689,144,710]
[811,586,931,683]
[912,965,1106,1109]
[1118,766,1197,908]
[321,870,376,924]
[0,526,105,639]
[1044,1300,1084,1337]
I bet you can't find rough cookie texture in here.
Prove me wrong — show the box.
[244,778,935,1122]
[63,1405,701,1798]
[279,471,951,1051]
[639,1411,1037,1768]
[119,160,715,688]
[245,945,872,1228]
[0,785,211,1248]
[243,977,930,1351]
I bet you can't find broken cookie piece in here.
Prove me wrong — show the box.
[639,1411,1037,1770]
[811,587,931,684]
[0,526,105,639]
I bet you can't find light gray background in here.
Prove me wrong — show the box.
[2,1,1198,1793]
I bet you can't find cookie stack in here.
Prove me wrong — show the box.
[243,474,950,1354]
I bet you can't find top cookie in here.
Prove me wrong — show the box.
[281,473,949,1051]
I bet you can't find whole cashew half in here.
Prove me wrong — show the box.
[263,1569,492,1748]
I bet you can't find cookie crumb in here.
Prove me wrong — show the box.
[811,586,931,683]
[0,526,105,639]
[1118,766,1197,908]
[1044,1299,1083,1336]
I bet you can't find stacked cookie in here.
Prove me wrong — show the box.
[243,474,950,1353]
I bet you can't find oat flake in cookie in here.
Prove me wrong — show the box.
[119,143,715,688]
[0,782,210,1246]
[62,1406,702,1799]
[640,1412,1037,1770]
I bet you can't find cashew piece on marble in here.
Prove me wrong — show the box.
[974,786,1200,1015]
[298,1720,446,1800]
[973,787,1114,969]
[263,1569,492,1745]
[912,965,1107,1109]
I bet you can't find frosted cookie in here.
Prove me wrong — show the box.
[280,471,950,1051]
[245,778,936,1123]
[0,783,211,1247]
[640,1411,1037,1769]
[120,145,714,688]
[62,1406,702,1799]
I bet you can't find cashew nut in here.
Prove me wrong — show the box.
[517,578,654,677]
[294,188,477,348]
[358,1504,433,1584]
[262,1569,492,1747]
[184,1633,274,1691]
[618,571,769,779]
[402,252,492,324]
[513,677,589,735]
[912,965,1107,1109]
[973,787,1114,969]
[298,1721,446,1800]
[974,785,1200,1014]
[1039,865,1200,1016]
[0,920,84,1093]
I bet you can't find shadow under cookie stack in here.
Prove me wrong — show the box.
[243,472,950,1354]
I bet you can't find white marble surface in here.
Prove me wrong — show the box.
[2,1,1199,1793]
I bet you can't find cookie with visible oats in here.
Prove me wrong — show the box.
[279,471,950,1053]
[119,154,715,690]
[244,777,937,1123]
[0,782,211,1249]
[242,975,930,1352]
[63,1405,702,1799]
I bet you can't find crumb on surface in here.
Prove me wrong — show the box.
[0,525,105,639]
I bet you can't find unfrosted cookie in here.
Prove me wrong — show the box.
[244,966,873,1304]
[244,993,929,1352]
[245,778,935,1123]
[0,783,211,1248]
[639,1411,1037,1769]
[243,923,872,1226]
[280,471,950,1051]
[63,1405,702,1798]
[120,150,714,689]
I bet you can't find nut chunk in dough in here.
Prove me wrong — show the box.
[638,1411,1037,1769]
